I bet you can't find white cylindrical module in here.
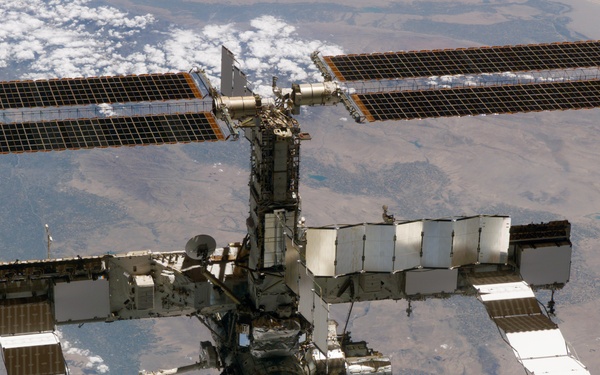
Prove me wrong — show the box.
[213,95,260,120]
[292,82,340,106]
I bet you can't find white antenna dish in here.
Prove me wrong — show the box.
[185,234,217,261]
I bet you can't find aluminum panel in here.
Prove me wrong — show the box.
[220,46,235,96]
[451,217,480,266]
[421,220,453,268]
[363,224,395,272]
[207,247,237,279]
[505,329,568,359]
[298,263,314,323]
[475,281,536,302]
[521,357,590,374]
[134,275,154,310]
[54,279,110,323]
[306,228,337,276]
[479,216,510,264]
[394,221,422,271]
[404,268,458,295]
[518,243,572,285]
[284,238,300,295]
[263,213,286,267]
[335,225,364,275]
[232,67,249,96]
[313,295,329,354]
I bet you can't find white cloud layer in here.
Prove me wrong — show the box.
[0,2,343,369]
[56,330,110,374]
[0,0,344,97]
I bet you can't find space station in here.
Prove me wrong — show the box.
[0,40,598,374]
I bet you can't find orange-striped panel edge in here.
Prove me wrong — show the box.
[206,112,226,141]
[351,94,375,122]
[183,73,203,99]
[322,56,345,82]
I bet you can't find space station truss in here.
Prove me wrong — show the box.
[305,215,510,277]
[0,35,594,375]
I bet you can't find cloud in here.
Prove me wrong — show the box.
[0,0,345,373]
[97,103,116,117]
[56,330,110,374]
[0,1,344,98]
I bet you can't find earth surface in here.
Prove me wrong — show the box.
[0,0,599,374]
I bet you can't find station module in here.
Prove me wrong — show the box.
[0,40,599,374]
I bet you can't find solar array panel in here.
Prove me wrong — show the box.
[0,112,224,154]
[1,333,66,375]
[494,314,558,333]
[471,277,557,334]
[484,297,541,319]
[510,220,571,242]
[0,73,202,110]
[0,297,54,335]
[324,40,600,81]
[470,276,588,374]
[352,79,600,122]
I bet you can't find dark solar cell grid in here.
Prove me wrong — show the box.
[353,79,600,122]
[483,297,541,318]
[0,73,202,110]
[325,41,600,81]
[0,113,224,154]
[493,314,558,334]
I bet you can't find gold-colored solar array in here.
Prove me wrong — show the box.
[470,274,557,334]
[324,40,600,81]
[2,340,66,375]
[494,314,558,333]
[0,297,54,335]
[0,72,202,109]
[352,80,600,122]
[0,112,224,154]
[0,296,66,375]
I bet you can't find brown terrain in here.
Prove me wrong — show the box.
[1,0,599,374]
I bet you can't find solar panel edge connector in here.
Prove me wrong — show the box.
[0,72,202,110]
[206,112,226,141]
[183,72,204,100]
[323,40,600,81]
[322,55,345,82]
[350,93,375,122]
[0,112,224,154]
